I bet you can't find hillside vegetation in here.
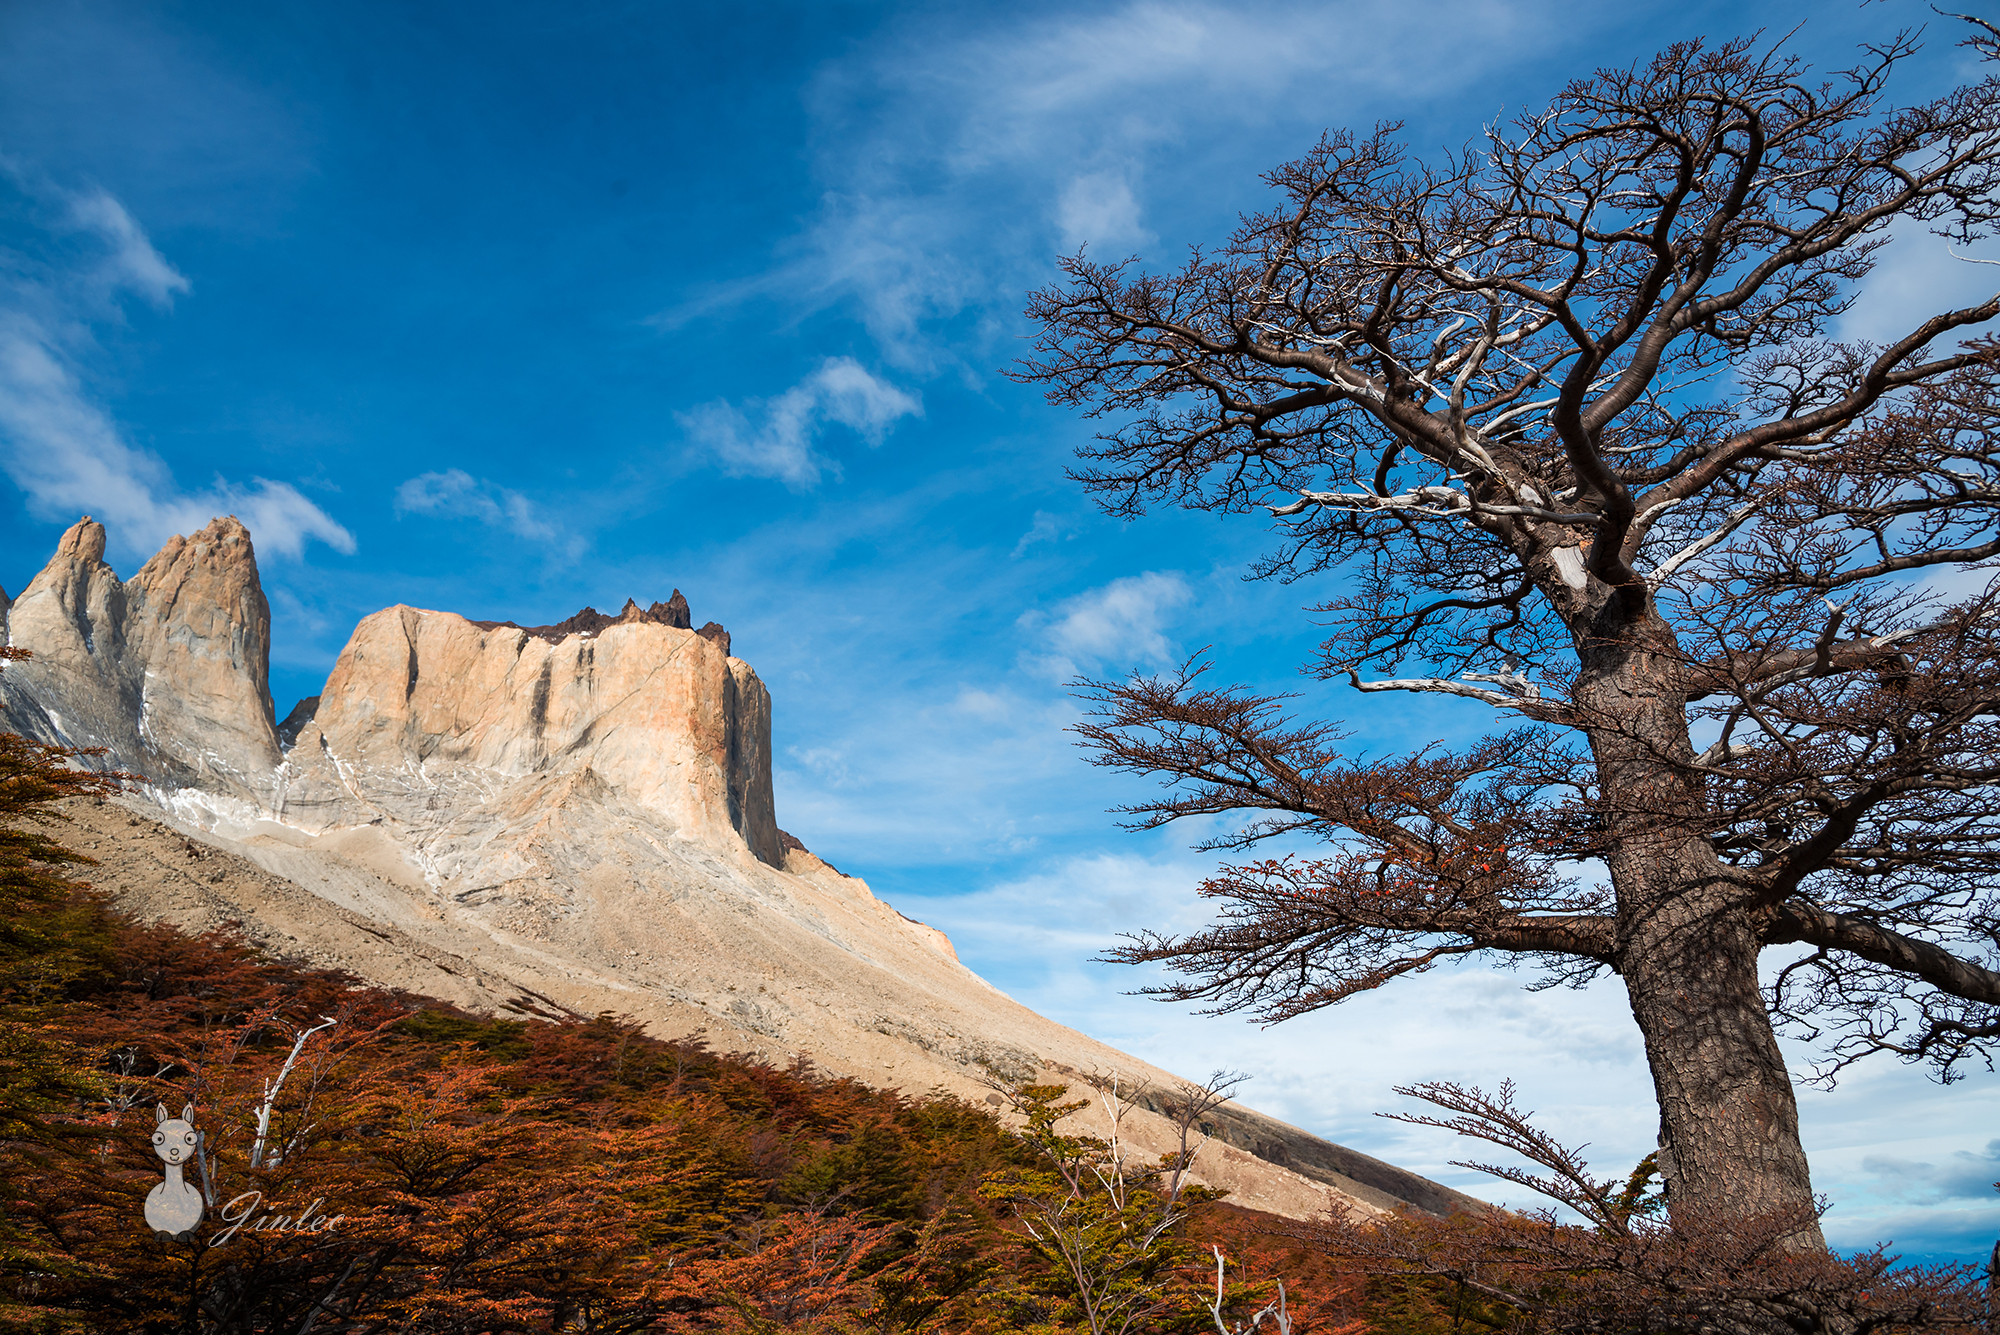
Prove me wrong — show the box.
[0,731,1365,1334]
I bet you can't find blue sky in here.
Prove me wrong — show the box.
[3,0,1996,1261]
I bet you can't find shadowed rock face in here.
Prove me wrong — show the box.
[0,516,281,802]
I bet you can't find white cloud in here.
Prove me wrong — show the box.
[1799,1057,2000,1253]
[658,0,1551,369]
[1018,570,1192,678]
[952,686,1016,721]
[64,187,191,307]
[0,172,352,561]
[1011,509,1070,558]
[1837,217,2000,349]
[789,746,854,788]
[678,356,921,490]
[393,468,561,543]
[0,318,353,560]
[1055,171,1151,252]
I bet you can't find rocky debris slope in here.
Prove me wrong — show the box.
[3,515,1483,1222]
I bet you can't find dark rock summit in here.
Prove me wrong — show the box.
[276,695,321,750]
[470,589,729,651]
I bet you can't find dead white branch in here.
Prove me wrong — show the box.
[1271,486,1600,527]
[249,1015,337,1170]
[1694,738,1761,768]
[1751,623,1941,697]
[1342,668,1565,718]
[1646,497,1765,588]
[1207,1244,1292,1335]
[1463,665,1542,698]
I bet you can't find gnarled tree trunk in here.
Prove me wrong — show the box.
[1622,892,1819,1242]
[1580,616,1822,1245]
[1027,23,2000,1268]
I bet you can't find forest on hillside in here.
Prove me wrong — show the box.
[0,729,1367,1334]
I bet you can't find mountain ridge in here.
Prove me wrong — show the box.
[2,514,1485,1223]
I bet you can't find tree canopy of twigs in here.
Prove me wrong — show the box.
[1017,22,2000,1247]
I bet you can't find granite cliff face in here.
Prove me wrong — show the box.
[0,516,780,872]
[274,603,781,867]
[1,516,1483,1223]
[0,516,282,803]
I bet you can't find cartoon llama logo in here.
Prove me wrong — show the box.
[145,1103,206,1236]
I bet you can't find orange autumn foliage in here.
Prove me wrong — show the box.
[1,738,1359,1333]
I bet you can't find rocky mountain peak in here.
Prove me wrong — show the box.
[468,588,714,645]
[5,516,772,868]
[0,515,280,803]
[54,515,110,564]
[278,598,780,867]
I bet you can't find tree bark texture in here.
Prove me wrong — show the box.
[1623,897,1818,1240]
[1579,614,1821,1245]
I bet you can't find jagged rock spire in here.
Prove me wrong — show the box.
[0,515,281,798]
[469,587,723,647]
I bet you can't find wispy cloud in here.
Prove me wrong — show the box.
[1055,171,1151,251]
[677,356,921,490]
[662,0,1547,369]
[789,746,854,789]
[1836,217,2000,348]
[63,187,190,306]
[1011,508,1074,558]
[0,171,352,560]
[1018,570,1191,679]
[1862,1139,2000,1204]
[394,468,563,545]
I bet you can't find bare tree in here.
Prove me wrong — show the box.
[1017,25,2000,1248]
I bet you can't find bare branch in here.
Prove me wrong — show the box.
[1766,903,2000,1007]
[1646,497,1764,588]
[1025,23,2000,1230]
[1341,668,1568,720]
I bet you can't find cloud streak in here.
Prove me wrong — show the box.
[1835,218,2000,349]
[63,187,190,306]
[394,468,562,543]
[0,172,352,560]
[1862,1139,2000,1205]
[678,356,921,489]
[1055,171,1150,251]
[669,0,1550,368]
